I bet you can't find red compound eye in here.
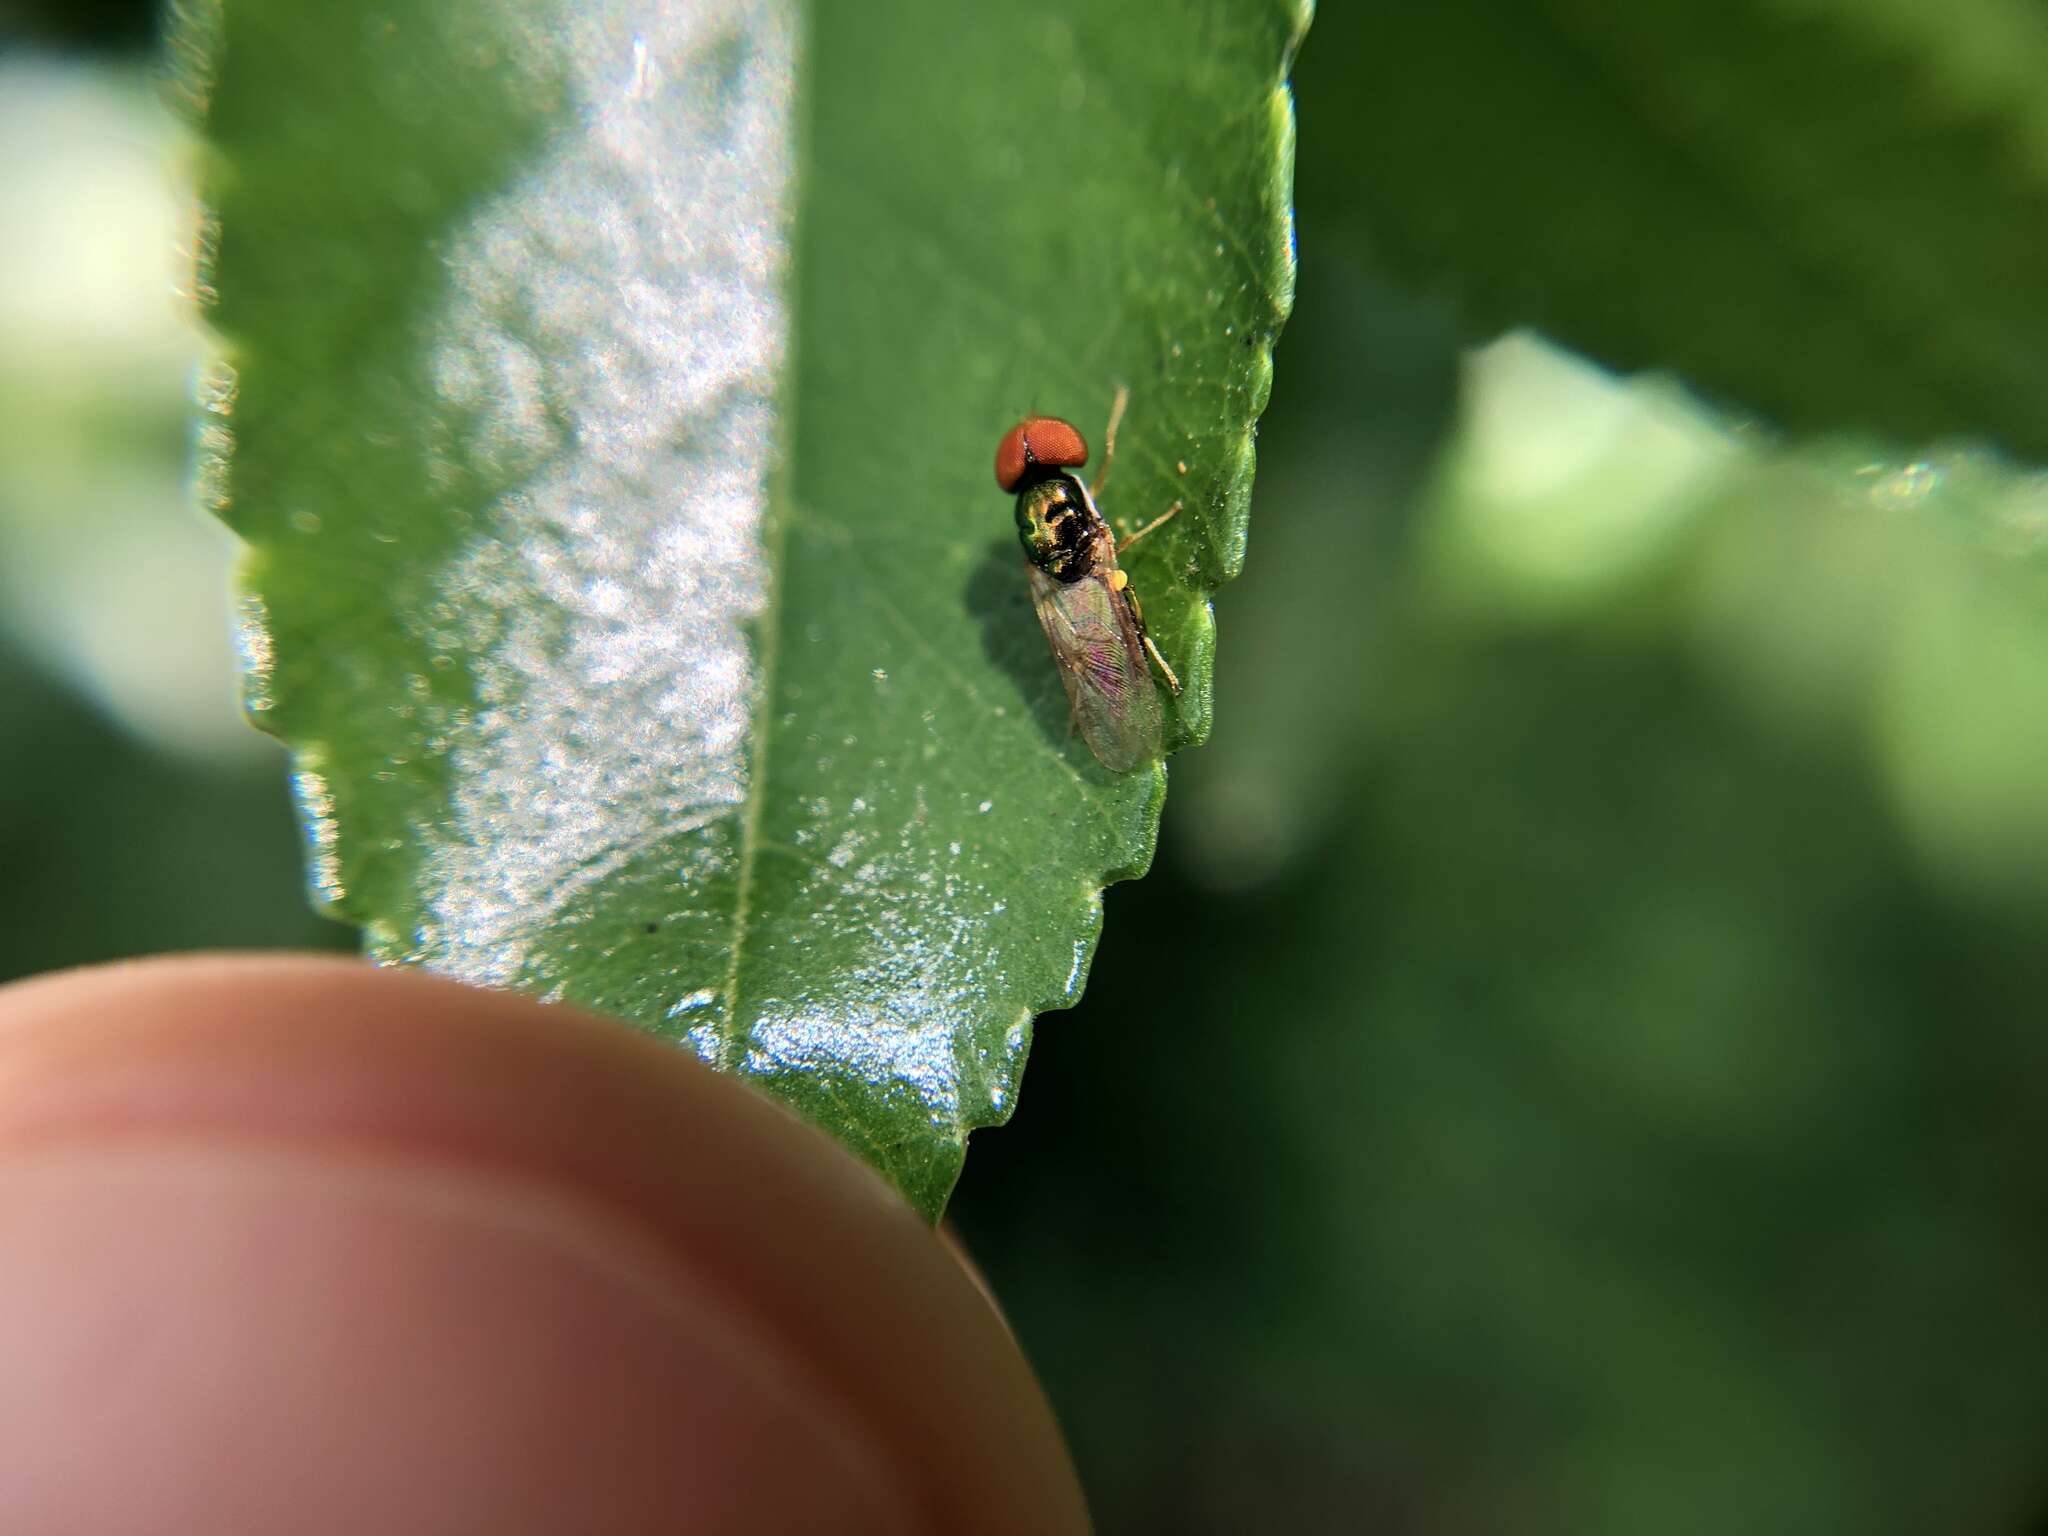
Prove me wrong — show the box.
[994,416,1089,492]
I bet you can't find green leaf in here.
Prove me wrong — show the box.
[1299,0,2048,456]
[182,0,1305,1218]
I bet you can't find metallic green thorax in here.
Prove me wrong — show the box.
[1014,472,1102,584]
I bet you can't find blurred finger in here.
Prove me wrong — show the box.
[0,954,1088,1535]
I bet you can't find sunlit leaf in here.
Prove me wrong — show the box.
[184,0,1305,1216]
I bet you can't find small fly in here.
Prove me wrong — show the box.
[994,388,1182,772]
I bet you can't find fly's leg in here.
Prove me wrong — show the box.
[1116,501,1181,557]
[1142,633,1183,696]
[1120,583,1184,696]
[1090,385,1130,501]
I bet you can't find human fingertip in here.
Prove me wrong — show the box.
[0,955,1090,1535]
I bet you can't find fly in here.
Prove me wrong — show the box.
[994,387,1181,772]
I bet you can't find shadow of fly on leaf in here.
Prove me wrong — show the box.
[965,536,1080,759]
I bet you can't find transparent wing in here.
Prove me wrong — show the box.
[1026,563,1164,772]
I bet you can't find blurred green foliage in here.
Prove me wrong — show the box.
[0,0,155,54]
[1302,1,2048,459]
[959,255,2048,1532]
[0,638,346,975]
[7,5,2048,1532]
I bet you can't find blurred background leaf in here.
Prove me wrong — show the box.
[0,634,345,976]
[1301,0,2048,457]
[0,0,155,52]
[6,1,2048,1530]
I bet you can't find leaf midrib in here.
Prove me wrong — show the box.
[717,480,793,1077]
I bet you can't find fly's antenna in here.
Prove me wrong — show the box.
[1092,384,1131,500]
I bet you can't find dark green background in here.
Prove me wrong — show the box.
[5,3,2046,1531]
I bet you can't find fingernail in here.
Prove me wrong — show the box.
[0,1141,920,1535]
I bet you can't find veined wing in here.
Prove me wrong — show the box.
[1025,561,1164,772]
